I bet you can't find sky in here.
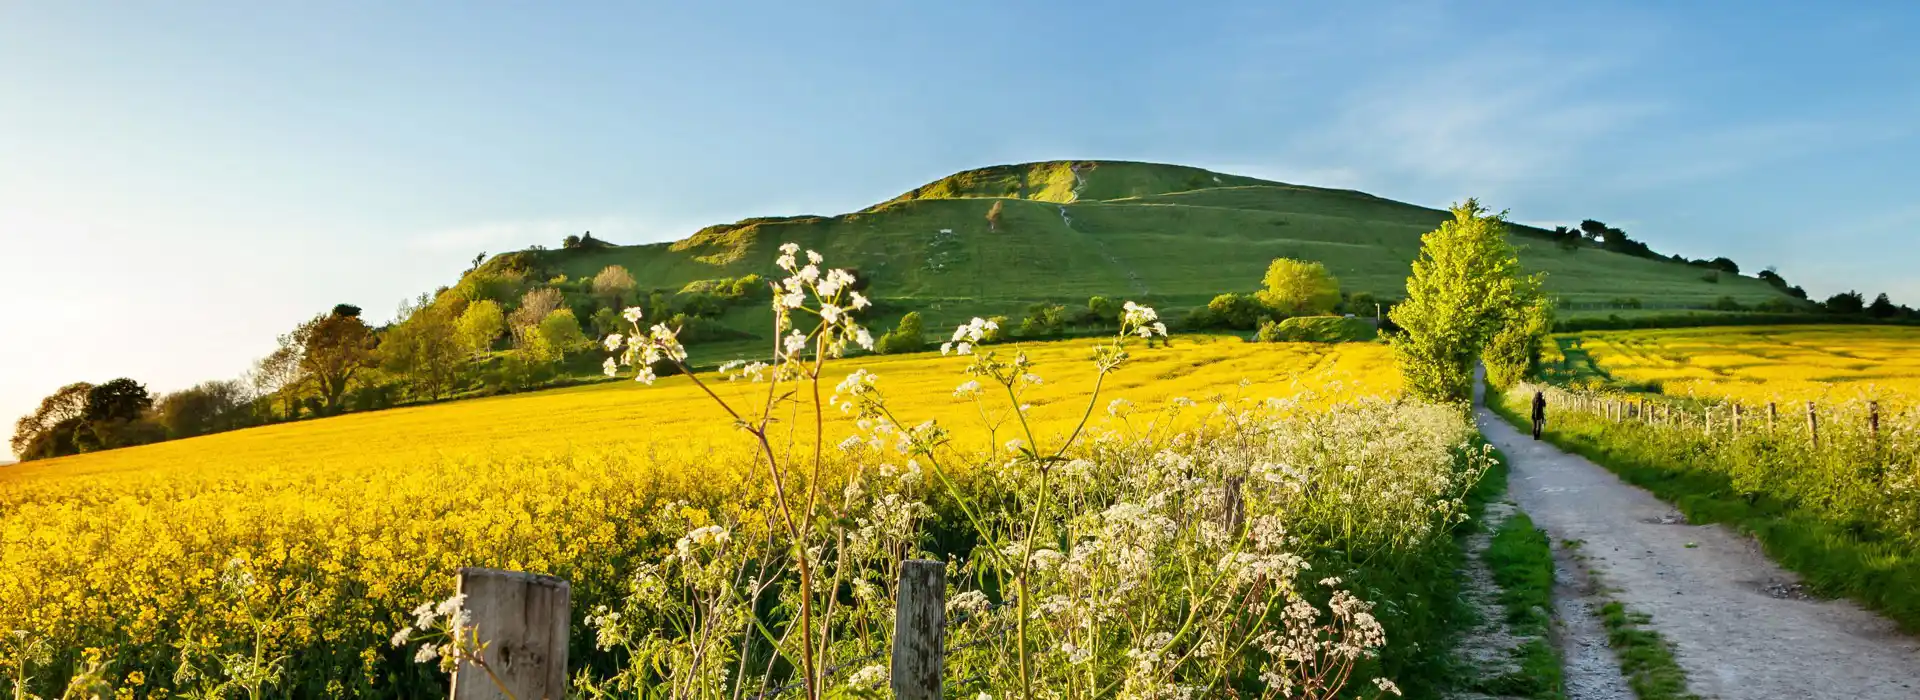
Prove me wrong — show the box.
[3,1,1918,458]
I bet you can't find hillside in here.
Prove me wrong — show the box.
[476,160,1798,333]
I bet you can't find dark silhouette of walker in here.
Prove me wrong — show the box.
[1531,391,1547,440]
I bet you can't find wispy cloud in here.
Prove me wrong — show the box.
[1301,40,1662,198]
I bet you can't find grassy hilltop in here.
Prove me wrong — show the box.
[482,160,1796,334]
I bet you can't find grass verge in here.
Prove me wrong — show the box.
[1489,392,1920,632]
[1458,443,1566,699]
[1476,510,1564,698]
[1596,601,1700,700]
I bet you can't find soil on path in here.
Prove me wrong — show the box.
[1477,392,1920,699]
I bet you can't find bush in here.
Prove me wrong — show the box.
[876,311,927,354]
[1204,292,1272,331]
[1258,316,1378,343]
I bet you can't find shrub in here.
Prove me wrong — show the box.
[1259,316,1379,343]
[877,311,927,354]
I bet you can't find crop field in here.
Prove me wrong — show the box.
[0,335,1411,696]
[1554,325,1920,408]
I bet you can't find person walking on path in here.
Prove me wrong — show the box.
[1531,390,1547,440]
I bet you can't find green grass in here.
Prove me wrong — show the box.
[1489,392,1920,632]
[1479,511,1563,698]
[1596,602,1700,700]
[1459,444,1565,700]
[479,160,1799,353]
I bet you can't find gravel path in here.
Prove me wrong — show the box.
[1476,395,1920,699]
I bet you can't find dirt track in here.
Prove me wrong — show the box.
[1477,395,1920,699]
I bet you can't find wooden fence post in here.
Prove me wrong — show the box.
[891,560,946,700]
[1869,401,1881,441]
[1732,403,1742,433]
[1222,477,1246,532]
[1807,401,1820,448]
[451,568,570,700]
[1768,402,1778,432]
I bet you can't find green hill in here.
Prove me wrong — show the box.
[474,160,1799,342]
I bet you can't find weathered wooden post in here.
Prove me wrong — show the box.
[1768,402,1778,432]
[1222,477,1246,532]
[1733,403,1743,433]
[1869,401,1881,441]
[891,560,945,700]
[451,568,571,700]
[1807,401,1820,448]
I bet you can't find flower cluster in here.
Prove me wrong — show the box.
[602,306,689,385]
[771,242,873,361]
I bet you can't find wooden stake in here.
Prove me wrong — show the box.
[891,560,946,700]
[1869,401,1881,441]
[1807,401,1820,448]
[451,568,570,700]
[1768,402,1778,432]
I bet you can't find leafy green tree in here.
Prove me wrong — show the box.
[456,300,507,359]
[1087,296,1119,324]
[379,293,465,400]
[292,309,377,413]
[877,312,927,354]
[591,306,622,339]
[86,378,153,422]
[156,380,255,439]
[534,308,592,364]
[1390,200,1542,403]
[1017,303,1070,337]
[10,382,93,460]
[1483,293,1553,390]
[1256,258,1341,316]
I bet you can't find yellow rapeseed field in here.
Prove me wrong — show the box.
[1565,325,1920,409]
[0,335,1398,694]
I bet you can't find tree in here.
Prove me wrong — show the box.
[10,382,93,460]
[1256,258,1341,316]
[157,380,255,439]
[509,287,567,346]
[86,378,153,423]
[532,308,592,364]
[592,265,637,309]
[380,294,465,400]
[456,299,507,359]
[1017,303,1070,337]
[1824,291,1866,315]
[1390,200,1541,403]
[292,308,377,413]
[877,312,927,354]
[252,341,305,420]
[1707,257,1741,275]
[332,304,362,318]
[1483,292,1553,390]
[1204,293,1270,330]
[1868,293,1899,319]
[1087,296,1119,324]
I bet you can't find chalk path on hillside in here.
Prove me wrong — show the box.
[1476,386,1920,699]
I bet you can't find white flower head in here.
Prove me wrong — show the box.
[622,307,645,323]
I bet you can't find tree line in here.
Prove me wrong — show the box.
[8,244,768,462]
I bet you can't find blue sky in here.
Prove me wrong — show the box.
[3,1,1916,457]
